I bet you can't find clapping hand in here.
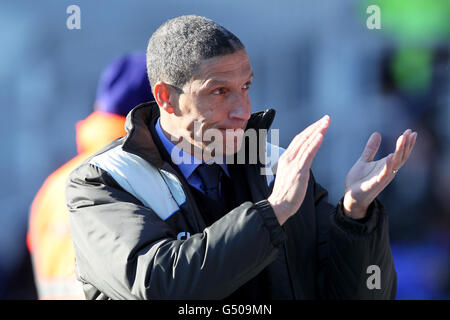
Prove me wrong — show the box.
[343,129,417,219]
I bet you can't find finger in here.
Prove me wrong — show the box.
[409,131,417,155]
[377,153,395,185]
[383,153,395,179]
[293,120,328,163]
[286,115,330,160]
[294,128,322,162]
[392,133,406,170]
[292,115,329,149]
[400,129,412,164]
[360,153,396,201]
[298,132,324,170]
[403,131,417,163]
[359,132,381,162]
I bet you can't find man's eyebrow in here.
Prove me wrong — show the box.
[203,71,254,88]
[203,79,229,88]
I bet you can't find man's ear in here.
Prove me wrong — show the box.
[154,81,176,114]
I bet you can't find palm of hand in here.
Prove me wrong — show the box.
[343,130,417,218]
[345,156,388,205]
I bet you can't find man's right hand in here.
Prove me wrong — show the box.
[268,115,330,225]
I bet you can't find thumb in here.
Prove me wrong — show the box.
[360,132,381,162]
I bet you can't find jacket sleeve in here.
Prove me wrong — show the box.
[313,173,397,299]
[66,163,286,300]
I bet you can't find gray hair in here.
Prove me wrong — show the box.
[146,15,245,93]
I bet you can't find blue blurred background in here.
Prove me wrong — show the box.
[0,0,448,299]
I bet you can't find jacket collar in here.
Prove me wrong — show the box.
[122,101,276,168]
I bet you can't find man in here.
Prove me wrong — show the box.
[66,15,417,299]
[28,52,153,299]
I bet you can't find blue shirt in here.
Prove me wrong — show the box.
[155,118,230,193]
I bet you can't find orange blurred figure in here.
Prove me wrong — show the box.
[27,53,153,299]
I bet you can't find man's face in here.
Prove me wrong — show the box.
[172,49,253,158]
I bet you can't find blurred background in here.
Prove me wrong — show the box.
[0,0,448,299]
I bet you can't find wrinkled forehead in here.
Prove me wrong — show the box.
[191,50,253,86]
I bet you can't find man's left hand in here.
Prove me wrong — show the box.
[343,129,417,219]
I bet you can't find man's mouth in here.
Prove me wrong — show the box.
[217,126,245,131]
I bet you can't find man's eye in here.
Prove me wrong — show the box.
[212,88,227,95]
[243,82,252,90]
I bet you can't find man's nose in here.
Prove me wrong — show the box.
[229,93,251,121]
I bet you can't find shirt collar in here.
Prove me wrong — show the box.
[155,117,229,180]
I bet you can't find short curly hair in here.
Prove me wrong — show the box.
[146,15,245,93]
